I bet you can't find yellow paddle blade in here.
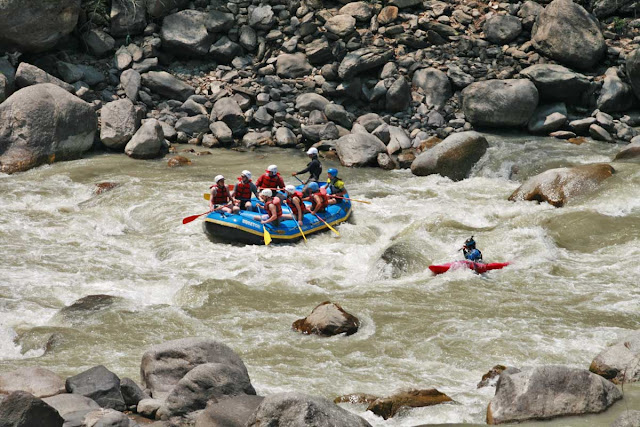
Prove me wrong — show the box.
[325,222,340,236]
[203,193,210,201]
[263,227,272,245]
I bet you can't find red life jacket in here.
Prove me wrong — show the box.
[257,172,284,190]
[235,180,253,201]
[210,184,230,205]
[265,198,283,218]
[311,191,329,212]
[287,192,307,217]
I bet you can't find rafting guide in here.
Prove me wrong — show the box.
[292,147,322,186]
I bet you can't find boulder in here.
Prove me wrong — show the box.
[615,140,640,161]
[210,121,234,143]
[141,71,195,101]
[487,365,622,424]
[597,67,634,113]
[213,97,245,136]
[100,99,140,150]
[412,68,452,110]
[527,103,567,134]
[447,65,474,89]
[147,0,189,18]
[0,367,65,398]
[57,62,84,84]
[325,15,356,38]
[168,155,192,167]
[338,47,395,80]
[120,69,141,101]
[569,117,597,135]
[355,113,385,132]
[411,131,488,180]
[531,0,606,70]
[385,77,411,112]
[296,93,330,113]
[292,301,360,336]
[209,37,241,64]
[612,410,640,427]
[589,124,614,142]
[248,5,275,30]
[335,133,387,167]
[120,378,148,407]
[508,163,615,207]
[15,63,74,93]
[339,2,373,22]
[626,48,640,100]
[206,11,235,33]
[484,15,522,45]
[462,79,538,127]
[65,365,125,411]
[590,330,640,384]
[386,126,412,154]
[175,115,210,135]
[378,6,398,25]
[367,389,453,419]
[124,119,165,159]
[195,395,264,427]
[83,29,115,57]
[246,392,372,427]
[520,64,592,104]
[592,0,639,18]
[275,127,297,147]
[325,104,353,129]
[140,338,251,400]
[517,1,543,30]
[0,84,97,174]
[0,0,80,52]
[110,0,146,37]
[42,393,101,417]
[137,398,162,419]
[83,409,131,426]
[0,391,64,427]
[161,10,212,57]
[239,25,258,52]
[158,363,256,418]
[275,54,312,78]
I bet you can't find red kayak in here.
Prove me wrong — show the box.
[429,260,510,275]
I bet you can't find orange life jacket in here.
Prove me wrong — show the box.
[311,191,329,212]
[265,197,283,218]
[287,192,306,217]
[235,180,253,201]
[210,184,230,205]
[257,172,284,190]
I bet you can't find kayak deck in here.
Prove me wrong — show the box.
[429,260,510,275]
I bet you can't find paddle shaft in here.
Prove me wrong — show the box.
[182,203,231,224]
[310,211,340,236]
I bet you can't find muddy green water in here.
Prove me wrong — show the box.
[0,133,639,425]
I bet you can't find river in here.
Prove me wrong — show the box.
[1,133,639,425]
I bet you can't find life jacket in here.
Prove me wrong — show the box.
[235,179,253,201]
[326,178,345,195]
[265,197,283,218]
[210,184,230,205]
[287,192,307,217]
[311,190,329,212]
[258,172,284,190]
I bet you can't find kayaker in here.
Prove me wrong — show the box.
[281,184,306,226]
[231,170,259,211]
[256,165,286,199]
[209,175,237,214]
[326,168,346,205]
[292,147,322,185]
[254,189,282,226]
[303,182,329,215]
[462,236,483,262]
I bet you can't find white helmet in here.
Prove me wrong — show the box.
[267,165,277,174]
[241,170,252,179]
[214,174,225,183]
[260,189,273,198]
[285,184,296,194]
[306,147,318,156]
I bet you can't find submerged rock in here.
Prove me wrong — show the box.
[590,330,640,384]
[615,140,640,161]
[367,389,453,419]
[292,301,360,336]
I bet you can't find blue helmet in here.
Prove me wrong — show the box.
[308,182,319,192]
[328,168,338,177]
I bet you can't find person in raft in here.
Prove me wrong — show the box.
[256,164,286,199]
[462,236,483,262]
[282,184,306,226]
[254,189,282,226]
[209,175,238,214]
[292,147,322,185]
[303,182,329,215]
[325,168,346,205]
[231,170,259,212]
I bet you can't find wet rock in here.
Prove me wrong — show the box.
[589,124,614,142]
[386,77,411,112]
[0,84,97,174]
[0,0,80,52]
[377,152,397,169]
[487,365,622,424]
[550,130,576,139]
[15,63,74,93]
[246,392,371,427]
[477,365,515,388]
[65,365,125,411]
[142,71,195,101]
[411,131,488,180]
[338,47,394,80]
[367,389,453,419]
[590,330,640,384]
[527,103,567,134]
[292,301,360,336]
[336,132,386,166]
[531,0,606,70]
[161,10,212,57]
[120,378,148,407]
[100,99,140,150]
[0,391,64,427]
[598,67,634,113]
[484,15,522,45]
[242,131,272,147]
[0,367,65,398]
[167,155,192,167]
[195,395,265,427]
[520,64,591,104]
[276,53,312,78]
[615,140,640,161]
[213,97,245,136]
[508,163,615,207]
[158,362,256,418]
[412,67,452,110]
[110,0,146,37]
[612,410,640,427]
[140,338,252,400]
[95,183,119,195]
[334,393,379,404]
[147,0,189,18]
[125,119,165,159]
[462,79,538,127]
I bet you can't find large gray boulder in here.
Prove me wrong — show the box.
[590,330,640,384]
[0,0,80,52]
[15,62,74,93]
[246,393,372,427]
[598,67,634,113]
[65,365,125,411]
[275,54,312,78]
[110,0,146,37]
[325,14,357,38]
[527,103,567,134]
[592,0,639,18]
[386,77,411,112]
[157,363,256,418]
[292,301,360,336]
[195,395,264,427]
[0,391,64,427]
[520,64,592,105]
[100,99,140,150]
[175,115,210,135]
[161,10,212,57]
[120,378,148,407]
[625,48,640,101]
[615,140,640,161]
[412,68,452,110]
[120,69,141,101]
[487,366,622,424]
[141,71,195,101]
[124,119,165,159]
[484,15,522,45]
[0,367,65,398]
[209,37,241,64]
[0,84,97,174]
[296,93,330,113]
[248,5,276,30]
[508,163,615,207]
[213,97,245,136]
[338,47,395,80]
[335,133,387,167]
[517,1,543,30]
[140,338,251,400]
[147,0,189,18]
[411,131,488,180]
[462,79,538,127]
[612,410,640,427]
[532,0,605,70]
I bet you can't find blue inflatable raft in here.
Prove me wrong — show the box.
[203,184,352,245]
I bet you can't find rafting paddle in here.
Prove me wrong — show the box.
[329,195,371,204]
[256,204,272,245]
[182,203,232,224]
[310,211,340,236]
[283,201,307,243]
